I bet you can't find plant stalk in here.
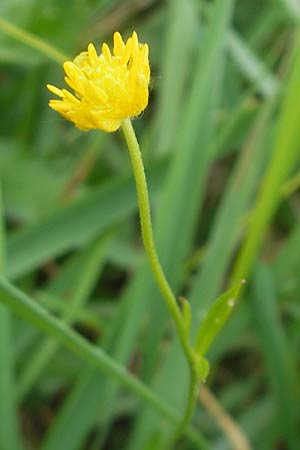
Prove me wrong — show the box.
[121,118,198,436]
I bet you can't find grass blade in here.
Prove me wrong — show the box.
[0,277,209,449]
[17,235,110,400]
[0,16,67,63]
[252,264,299,449]
[231,37,300,284]
[0,186,23,450]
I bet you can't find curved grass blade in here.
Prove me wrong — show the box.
[0,277,209,449]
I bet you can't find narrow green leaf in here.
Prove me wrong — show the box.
[0,185,24,450]
[17,234,110,400]
[195,281,244,355]
[190,99,274,322]
[252,264,299,449]
[153,0,197,155]
[0,310,24,450]
[0,16,68,63]
[231,39,300,284]
[227,30,278,98]
[272,225,300,295]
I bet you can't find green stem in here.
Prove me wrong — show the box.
[121,119,185,346]
[165,368,198,449]
[174,368,198,437]
[121,118,198,435]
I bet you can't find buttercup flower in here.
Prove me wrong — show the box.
[47,31,150,132]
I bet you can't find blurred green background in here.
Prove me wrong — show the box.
[0,0,300,449]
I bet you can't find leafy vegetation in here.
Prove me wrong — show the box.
[0,1,300,449]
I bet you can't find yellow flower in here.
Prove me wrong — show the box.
[47,31,150,132]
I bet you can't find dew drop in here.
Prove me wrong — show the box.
[228,298,235,308]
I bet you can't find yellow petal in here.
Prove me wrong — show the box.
[62,89,80,103]
[131,31,139,56]
[141,44,149,62]
[47,84,64,98]
[88,43,98,67]
[101,43,111,62]
[94,86,109,104]
[122,37,132,64]
[49,100,71,112]
[113,32,125,56]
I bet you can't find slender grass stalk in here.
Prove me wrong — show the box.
[0,277,209,450]
[0,185,23,450]
[0,16,68,63]
[121,118,198,436]
[199,386,252,450]
[17,235,110,400]
[231,39,300,284]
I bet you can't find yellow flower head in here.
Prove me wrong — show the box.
[47,31,150,132]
